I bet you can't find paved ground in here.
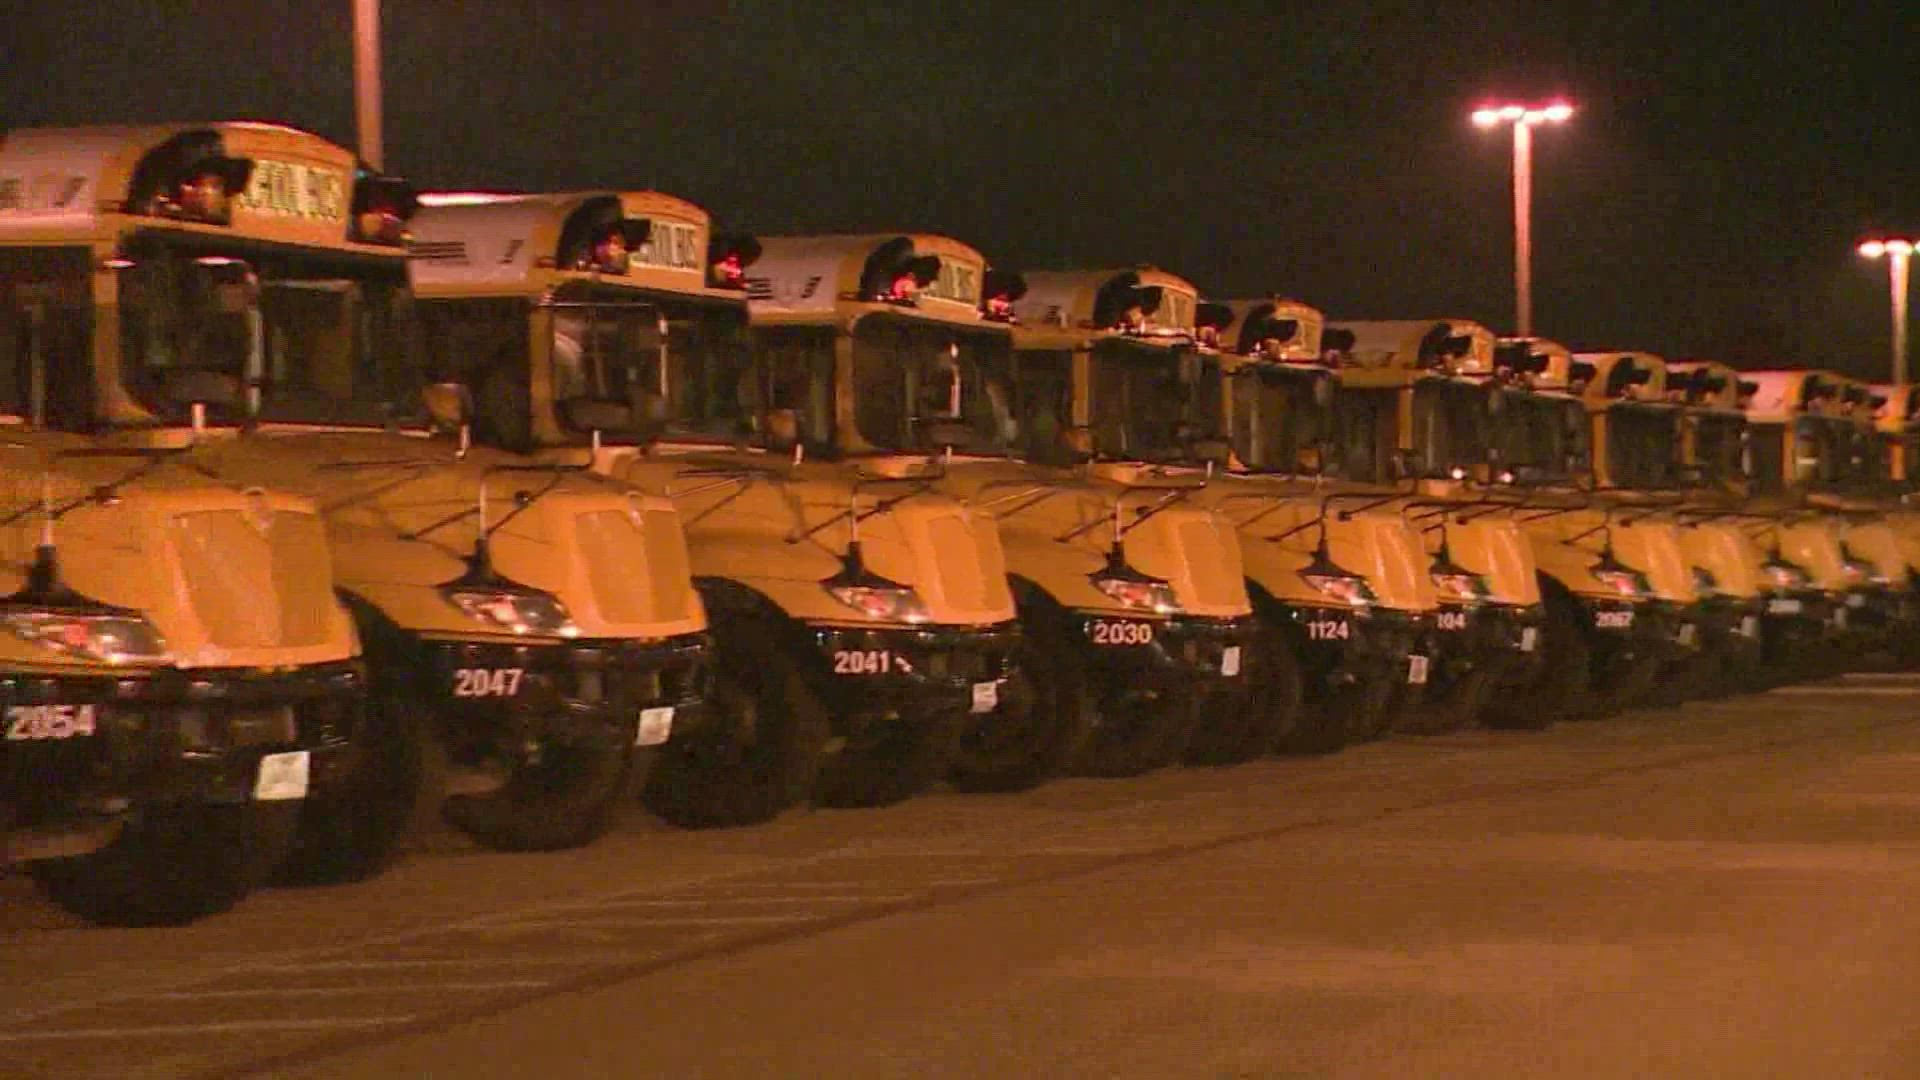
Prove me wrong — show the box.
[5,674,1920,1078]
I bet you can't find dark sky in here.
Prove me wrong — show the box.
[7,2,1917,376]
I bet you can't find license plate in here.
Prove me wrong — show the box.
[1768,598,1803,615]
[1519,626,1539,652]
[970,680,1000,714]
[253,750,311,801]
[1088,619,1155,646]
[1833,607,1850,630]
[1594,610,1634,630]
[1677,622,1698,646]
[4,703,98,741]
[1220,645,1242,677]
[1407,654,1430,685]
[1847,593,1868,609]
[636,706,675,746]
[1740,615,1761,639]
[452,667,525,698]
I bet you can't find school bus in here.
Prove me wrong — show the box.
[408,208,1022,811]
[1327,322,1691,721]
[0,124,374,922]
[0,123,714,874]
[957,266,1308,766]
[1741,369,1911,660]
[1210,299,1525,735]
[1562,351,1770,698]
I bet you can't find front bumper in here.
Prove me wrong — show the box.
[1279,604,1431,700]
[3,660,367,856]
[420,633,711,758]
[808,621,1021,718]
[1432,601,1546,691]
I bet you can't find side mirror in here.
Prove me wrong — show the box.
[1391,446,1427,480]
[422,382,473,431]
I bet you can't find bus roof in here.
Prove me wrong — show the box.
[1327,319,1497,378]
[1570,350,1669,406]
[1740,369,1851,423]
[0,121,396,253]
[1213,297,1324,362]
[408,189,737,299]
[1495,336,1573,391]
[1010,267,1200,348]
[1664,360,1748,413]
[744,233,993,329]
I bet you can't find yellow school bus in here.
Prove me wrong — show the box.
[1209,298,1525,736]
[1328,322,1690,720]
[965,267,1316,766]
[0,123,713,875]
[409,204,1024,811]
[1741,369,1909,661]
[0,123,375,922]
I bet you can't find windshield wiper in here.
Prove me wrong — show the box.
[0,446,226,530]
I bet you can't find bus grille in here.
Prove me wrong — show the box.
[169,510,333,648]
[576,509,691,625]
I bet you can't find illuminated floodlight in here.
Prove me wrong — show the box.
[1472,108,1501,128]
[1543,103,1574,122]
[1862,240,1888,259]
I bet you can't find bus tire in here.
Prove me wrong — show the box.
[29,799,301,927]
[1185,625,1301,765]
[643,621,829,828]
[1073,683,1191,779]
[276,693,431,885]
[1486,586,1586,729]
[442,737,633,853]
[949,595,1095,794]
[816,700,969,809]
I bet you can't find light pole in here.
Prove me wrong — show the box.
[1472,102,1573,337]
[353,0,383,170]
[1859,238,1914,387]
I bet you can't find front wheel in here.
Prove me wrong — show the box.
[1185,628,1302,765]
[30,800,301,927]
[949,625,1093,793]
[443,736,634,852]
[277,695,431,885]
[643,621,830,828]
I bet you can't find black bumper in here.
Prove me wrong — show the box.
[1074,613,1258,686]
[808,621,1021,717]
[1432,601,1546,691]
[420,633,711,757]
[2,660,367,841]
[1278,604,1429,701]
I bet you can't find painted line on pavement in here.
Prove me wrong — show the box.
[0,1016,410,1043]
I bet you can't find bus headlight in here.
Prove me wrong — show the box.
[1090,572,1182,614]
[445,587,580,637]
[824,582,933,623]
[1761,560,1810,591]
[1591,567,1650,599]
[2,610,172,665]
[1431,571,1491,604]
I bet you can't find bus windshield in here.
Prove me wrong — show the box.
[1690,411,1747,487]
[849,314,1016,454]
[1792,415,1849,489]
[0,247,92,425]
[1086,338,1224,464]
[1495,391,1586,480]
[117,235,419,427]
[541,283,763,446]
[1411,379,1490,474]
[1605,402,1679,488]
[1232,366,1330,473]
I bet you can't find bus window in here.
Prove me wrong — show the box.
[0,247,92,426]
[419,297,528,446]
[1010,349,1072,463]
[752,325,835,451]
[848,314,1016,454]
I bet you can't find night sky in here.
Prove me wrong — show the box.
[7,3,1917,376]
